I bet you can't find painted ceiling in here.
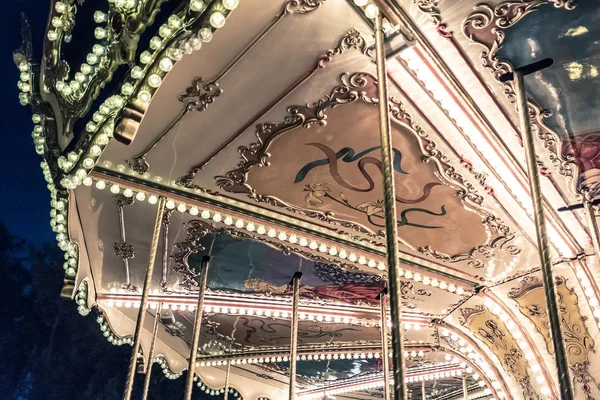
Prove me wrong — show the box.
[16,0,600,399]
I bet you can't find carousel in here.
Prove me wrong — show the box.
[14,0,600,398]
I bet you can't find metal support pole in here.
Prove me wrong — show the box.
[123,197,166,400]
[585,197,600,259]
[379,287,391,400]
[462,375,467,400]
[375,12,407,400]
[184,256,211,400]
[289,272,302,400]
[422,380,426,400]
[142,303,162,400]
[223,360,231,400]
[514,69,573,399]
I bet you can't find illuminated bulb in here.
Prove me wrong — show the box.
[148,74,162,88]
[377,262,385,270]
[148,195,158,204]
[201,209,211,219]
[159,58,173,72]
[96,180,106,190]
[138,91,152,103]
[364,3,379,18]
[210,12,226,28]
[140,51,152,64]
[177,203,186,212]
[199,28,212,42]
[110,185,120,194]
[235,219,244,228]
[166,200,175,209]
[256,225,266,234]
[135,192,146,201]
[189,0,205,12]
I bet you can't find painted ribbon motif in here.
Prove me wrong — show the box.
[296,143,446,229]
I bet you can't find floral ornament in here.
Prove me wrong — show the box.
[304,183,330,205]
[356,199,384,217]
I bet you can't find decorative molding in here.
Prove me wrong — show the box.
[413,0,452,38]
[214,71,521,269]
[461,0,578,182]
[113,194,136,291]
[126,0,328,176]
[459,305,538,398]
[170,218,371,294]
[176,28,375,189]
[509,276,599,398]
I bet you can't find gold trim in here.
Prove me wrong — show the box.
[215,71,521,268]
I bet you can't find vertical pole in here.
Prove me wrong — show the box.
[585,197,600,258]
[422,380,426,400]
[379,287,391,400]
[462,375,468,400]
[183,256,211,400]
[123,197,166,400]
[375,12,407,400]
[223,360,231,400]
[289,272,302,400]
[514,70,573,399]
[142,303,162,400]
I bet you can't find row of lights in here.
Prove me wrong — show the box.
[89,176,468,295]
[57,0,237,179]
[75,281,91,316]
[104,296,432,330]
[299,368,463,399]
[482,299,551,396]
[17,61,32,106]
[439,328,505,399]
[398,43,575,260]
[48,2,104,100]
[196,351,383,367]
[193,375,243,398]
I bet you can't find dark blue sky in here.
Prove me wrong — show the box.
[2,1,53,242]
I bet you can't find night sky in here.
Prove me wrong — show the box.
[2,0,53,242]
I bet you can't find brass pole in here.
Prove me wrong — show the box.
[223,360,231,400]
[585,196,600,258]
[422,380,426,400]
[289,272,302,400]
[142,303,162,400]
[375,12,407,399]
[123,197,166,400]
[184,256,211,400]
[462,375,467,400]
[514,70,573,399]
[379,287,391,400]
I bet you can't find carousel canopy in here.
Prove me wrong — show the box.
[14,0,600,399]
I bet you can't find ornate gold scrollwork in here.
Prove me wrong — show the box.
[461,0,577,180]
[509,275,599,398]
[213,70,521,267]
[460,305,538,398]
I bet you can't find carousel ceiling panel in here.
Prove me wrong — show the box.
[90,0,551,285]
[493,265,600,398]
[75,183,467,317]
[450,296,545,400]
[494,1,600,191]
[101,0,373,181]
[393,0,593,255]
